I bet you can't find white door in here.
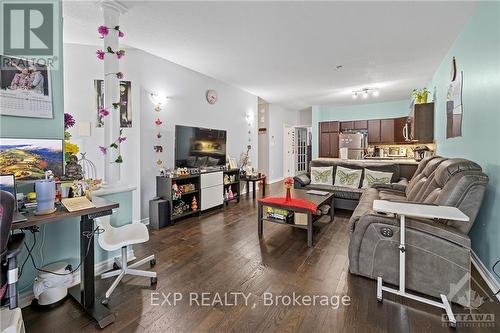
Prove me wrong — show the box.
[283,126,295,178]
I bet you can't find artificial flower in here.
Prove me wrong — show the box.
[284,177,294,189]
[116,72,124,79]
[96,49,105,60]
[115,155,123,163]
[120,100,127,106]
[155,118,162,125]
[99,146,107,154]
[64,113,75,129]
[64,141,80,155]
[98,25,109,37]
[118,31,124,38]
[112,102,121,109]
[99,108,109,117]
[116,49,125,59]
[118,136,127,143]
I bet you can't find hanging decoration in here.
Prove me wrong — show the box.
[152,95,165,171]
[96,24,127,163]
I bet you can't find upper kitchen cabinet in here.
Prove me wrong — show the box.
[411,103,434,143]
[394,117,409,143]
[320,121,339,133]
[367,119,381,143]
[340,121,354,131]
[380,119,395,143]
[354,120,368,130]
[319,121,340,158]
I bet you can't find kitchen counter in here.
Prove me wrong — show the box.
[316,157,419,165]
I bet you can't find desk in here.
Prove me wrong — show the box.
[241,175,266,199]
[372,200,469,328]
[13,197,119,329]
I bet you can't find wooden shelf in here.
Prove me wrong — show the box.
[172,209,200,221]
[261,217,307,229]
[180,189,198,196]
[223,181,239,186]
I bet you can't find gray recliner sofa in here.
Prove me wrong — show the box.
[348,156,489,306]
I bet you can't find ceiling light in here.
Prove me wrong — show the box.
[336,65,344,70]
[362,90,369,99]
[352,92,357,99]
[372,90,379,97]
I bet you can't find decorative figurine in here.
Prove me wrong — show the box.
[191,196,198,211]
[224,188,228,201]
[228,186,234,200]
[64,154,83,179]
[172,182,182,200]
[224,174,230,185]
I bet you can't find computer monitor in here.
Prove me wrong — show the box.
[0,174,17,210]
[0,138,64,181]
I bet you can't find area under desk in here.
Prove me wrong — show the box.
[13,196,119,329]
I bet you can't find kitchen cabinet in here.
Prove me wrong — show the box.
[340,121,354,131]
[319,132,339,158]
[380,119,395,143]
[319,121,339,157]
[367,119,381,143]
[354,120,368,130]
[412,103,434,143]
[394,117,409,143]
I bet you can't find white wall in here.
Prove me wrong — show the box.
[297,107,312,126]
[64,43,258,221]
[267,104,298,183]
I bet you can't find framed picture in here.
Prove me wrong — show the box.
[0,55,53,118]
[229,157,238,169]
[94,80,132,128]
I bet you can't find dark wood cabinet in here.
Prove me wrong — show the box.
[413,103,434,143]
[319,121,339,157]
[380,119,395,143]
[394,117,409,143]
[340,121,354,131]
[367,119,381,143]
[354,120,368,130]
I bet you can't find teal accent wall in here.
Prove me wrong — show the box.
[0,0,135,293]
[312,100,410,158]
[429,1,500,282]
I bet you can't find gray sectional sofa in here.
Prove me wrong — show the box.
[348,156,489,306]
[294,159,415,210]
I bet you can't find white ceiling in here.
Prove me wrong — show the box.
[62,1,477,110]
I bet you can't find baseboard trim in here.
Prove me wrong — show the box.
[18,249,136,308]
[471,250,500,301]
[268,177,284,184]
[139,217,149,225]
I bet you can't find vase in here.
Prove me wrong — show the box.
[285,188,291,201]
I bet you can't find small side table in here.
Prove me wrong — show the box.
[372,200,470,328]
[241,175,266,199]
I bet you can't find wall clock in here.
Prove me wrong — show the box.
[206,89,217,104]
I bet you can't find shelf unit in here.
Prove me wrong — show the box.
[155,168,242,226]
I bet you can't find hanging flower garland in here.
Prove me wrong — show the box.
[96,25,127,163]
[99,129,127,164]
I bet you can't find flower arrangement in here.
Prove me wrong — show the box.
[98,25,124,38]
[284,177,293,201]
[412,88,430,104]
[99,129,126,164]
[64,113,80,162]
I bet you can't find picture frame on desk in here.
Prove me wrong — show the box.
[228,157,238,169]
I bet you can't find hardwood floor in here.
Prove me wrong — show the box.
[22,182,500,332]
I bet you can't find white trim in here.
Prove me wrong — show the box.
[18,249,136,308]
[471,250,500,301]
[139,217,149,225]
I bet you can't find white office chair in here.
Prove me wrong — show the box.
[95,216,157,305]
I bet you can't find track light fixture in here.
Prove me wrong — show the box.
[352,88,379,99]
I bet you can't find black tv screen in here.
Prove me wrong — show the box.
[175,125,227,168]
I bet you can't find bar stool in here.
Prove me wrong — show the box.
[95,216,157,305]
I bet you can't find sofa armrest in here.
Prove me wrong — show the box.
[371,178,407,193]
[294,172,310,188]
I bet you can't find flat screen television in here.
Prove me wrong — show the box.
[0,138,64,181]
[175,125,227,168]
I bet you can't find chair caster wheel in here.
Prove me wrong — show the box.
[377,297,383,303]
[151,277,157,285]
[150,258,156,267]
[101,297,109,306]
[449,321,456,328]
[113,262,120,270]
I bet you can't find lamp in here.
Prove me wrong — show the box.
[351,87,379,100]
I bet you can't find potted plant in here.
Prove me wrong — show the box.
[412,88,430,104]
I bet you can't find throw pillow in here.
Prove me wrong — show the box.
[310,166,333,185]
[362,168,393,188]
[334,166,362,189]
